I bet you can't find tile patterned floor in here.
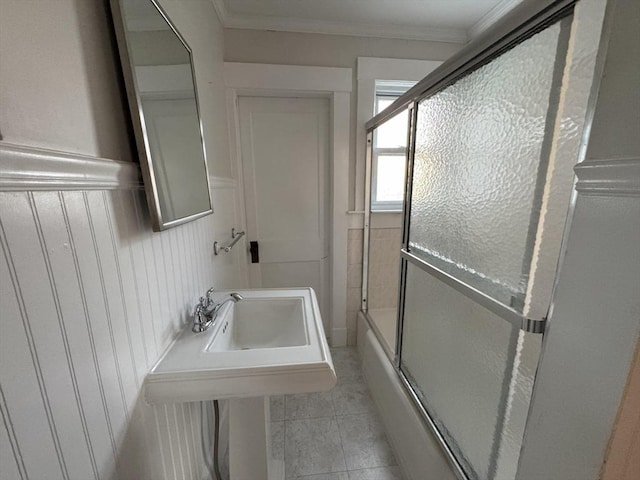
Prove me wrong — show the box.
[270,347,404,480]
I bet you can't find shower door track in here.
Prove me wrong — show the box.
[364,0,577,133]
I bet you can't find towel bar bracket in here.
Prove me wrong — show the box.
[214,228,246,255]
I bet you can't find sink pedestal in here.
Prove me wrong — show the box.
[143,288,335,479]
[229,397,284,480]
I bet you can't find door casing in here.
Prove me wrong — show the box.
[237,96,330,322]
[224,62,352,346]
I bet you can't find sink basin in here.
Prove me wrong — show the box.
[144,288,336,403]
[208,297,307,352]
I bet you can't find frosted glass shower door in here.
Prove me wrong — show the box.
[399,18,569,480]
[409,23,565,309]
[401,261,543,480]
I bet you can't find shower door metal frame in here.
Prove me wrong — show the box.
[363,0,581,329]
[361,1,582,478]
[365,0,578,132]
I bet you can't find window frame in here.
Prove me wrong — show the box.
[371,91,410,211]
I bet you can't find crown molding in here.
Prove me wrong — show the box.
[211,0,468,44]
[0,142,142,191]
[468,0,522,39]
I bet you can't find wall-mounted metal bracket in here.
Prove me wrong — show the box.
[214,228,245,255]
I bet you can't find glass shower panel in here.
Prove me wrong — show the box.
[365,112,407,355]
[401,262,517,479]
[494,330,542,480]
[408,23,563,309]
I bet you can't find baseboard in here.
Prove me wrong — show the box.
[331,327,347,347]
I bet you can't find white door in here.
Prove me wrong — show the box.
[238,96,330,322]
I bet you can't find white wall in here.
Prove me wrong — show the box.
[223,29,462,210]
[0,0,240,479]
[0,0,132,160]
[159,0,232,179]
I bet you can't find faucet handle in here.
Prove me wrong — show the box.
[206,288,216,303]
[192,303,210,333]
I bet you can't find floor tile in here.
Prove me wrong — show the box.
[332,381,376,416]
[338,413,396,470]
[282,347,400,480]
[348,466,404,480]
[337,368,365,386]
[285,417,346,478]
[271,421,284,462]
[331,347,363,384]
[285,391,335,419]
[271,395,285,421]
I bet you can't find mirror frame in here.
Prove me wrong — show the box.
[110,0,213,231]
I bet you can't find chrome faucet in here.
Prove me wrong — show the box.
[192,289,243,333]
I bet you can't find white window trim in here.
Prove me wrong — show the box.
[375,79,418,97]
[354,57,442,224]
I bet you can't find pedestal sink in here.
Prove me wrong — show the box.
[144,288,336,480]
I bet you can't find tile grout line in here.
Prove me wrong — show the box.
[284,348,402,480]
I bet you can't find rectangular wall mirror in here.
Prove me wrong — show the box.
[111,0,213,231]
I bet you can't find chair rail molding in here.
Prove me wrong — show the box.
[0,142,142,191]
[574,158,640,197]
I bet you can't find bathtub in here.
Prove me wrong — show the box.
[357,311,456,480]
[365,307,397,357]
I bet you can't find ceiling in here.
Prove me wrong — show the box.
[211,0,522,43]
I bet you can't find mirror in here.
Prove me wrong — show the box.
[111,0,213,231]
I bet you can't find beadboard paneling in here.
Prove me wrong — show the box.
[0,184,241,480]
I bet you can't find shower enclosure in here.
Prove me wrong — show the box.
[360,1,594,479]
[362,94,410,356]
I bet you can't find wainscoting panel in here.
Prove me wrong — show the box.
[0,146,242,480]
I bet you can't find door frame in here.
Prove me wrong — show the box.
[224,62,352,346]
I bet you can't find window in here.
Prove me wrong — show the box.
[371,81,414,211]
